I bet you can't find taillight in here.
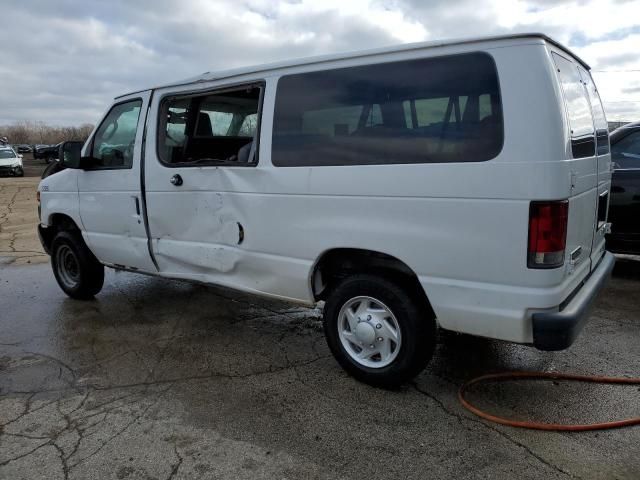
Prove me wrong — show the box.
[528,200,568,269]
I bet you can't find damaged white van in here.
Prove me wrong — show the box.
[38,33,614,387]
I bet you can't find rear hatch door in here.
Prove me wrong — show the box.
[552,52,609,273]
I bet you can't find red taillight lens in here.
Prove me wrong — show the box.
[528,200,568,269]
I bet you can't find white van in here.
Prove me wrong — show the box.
[39,33,615,387]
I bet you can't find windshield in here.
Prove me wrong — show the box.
[0,149,16,159]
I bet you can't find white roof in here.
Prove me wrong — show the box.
[117,33,587,98]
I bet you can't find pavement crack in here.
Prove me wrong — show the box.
[0,439,52,467]
[412,382,581,479]
[167,443,184,480]
[68,383,173,470]
[52,442,70,480]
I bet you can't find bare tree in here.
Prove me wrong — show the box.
[0,121,95,145]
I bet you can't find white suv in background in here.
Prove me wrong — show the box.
[0,146,24,177]
[38,33,614,387]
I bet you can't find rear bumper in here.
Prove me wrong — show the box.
[532,251,615,351]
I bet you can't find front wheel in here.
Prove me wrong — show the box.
[323,274,436,388]
[13,167,24,177]
[51,231,104,299]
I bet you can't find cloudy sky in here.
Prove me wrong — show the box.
[1,0,639,125]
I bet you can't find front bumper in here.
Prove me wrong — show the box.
[0,165,21,175]
[532,251,615,351]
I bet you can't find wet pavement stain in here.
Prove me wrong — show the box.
[0,260,639,479]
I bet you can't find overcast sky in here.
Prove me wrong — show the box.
[1,0,639,125]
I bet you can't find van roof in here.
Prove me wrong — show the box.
[117,33,588,98]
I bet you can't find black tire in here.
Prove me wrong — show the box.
[14,168,24,177]
[51,231,104,299]
[323,274,436,388]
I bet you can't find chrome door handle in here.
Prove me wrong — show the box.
[170,174,183,186]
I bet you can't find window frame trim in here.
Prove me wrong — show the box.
[155,80,266,169]
[86,97,144,171]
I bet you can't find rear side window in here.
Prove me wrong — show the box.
[272,52,503,167]
[579,66,610,156]
[552,53,595,159]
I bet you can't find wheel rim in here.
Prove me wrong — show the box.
[337,296,402,368]
[56,244,80,289]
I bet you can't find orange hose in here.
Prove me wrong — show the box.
[458,371,640,431]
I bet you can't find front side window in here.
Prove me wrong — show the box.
[552,53,595,159]
[90,100,142,168]
[612,131,640,169]
[272,52,503,167]
[159,85,262,166]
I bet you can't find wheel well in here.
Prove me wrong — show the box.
[49,214,80,232]
[41,214,80,252]
[311,248,435,316]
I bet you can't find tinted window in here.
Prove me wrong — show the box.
[90,100,142,169]
[159,86,262,166]
[272,53,503,167]
[552,53,595,158]
[612,131,640,169]
[579,66,609,156]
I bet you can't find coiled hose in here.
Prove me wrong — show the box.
[459,371,640,431]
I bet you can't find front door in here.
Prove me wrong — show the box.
[77,92,156,272]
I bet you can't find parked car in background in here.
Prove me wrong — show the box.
[0,146,24,176]
[14,144,33,154]
[39,33,614,388]
[33,144,60,163]
[607,121,640,254]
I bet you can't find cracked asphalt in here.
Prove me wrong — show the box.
[0,177,48,267]
[1,175,639,479]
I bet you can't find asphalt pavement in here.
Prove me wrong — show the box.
[0,259,639,479]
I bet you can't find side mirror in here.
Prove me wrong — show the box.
[59,141,84,169]
[18,154,23,159]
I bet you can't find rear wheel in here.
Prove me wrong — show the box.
[323,274,436,388]
[51,231,104,299]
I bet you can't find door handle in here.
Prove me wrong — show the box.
[170,174,183,186]
[133,196,140,215]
